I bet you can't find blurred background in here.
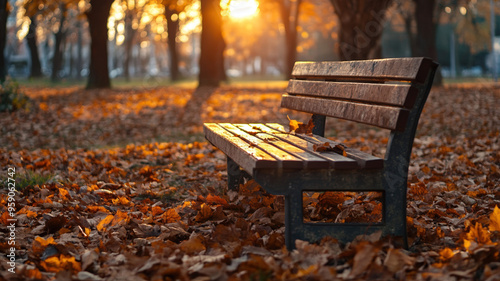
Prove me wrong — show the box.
[1,0,499,87]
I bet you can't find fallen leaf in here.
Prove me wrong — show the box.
[179,234,206,254]
[350,242,377,278]
[489,205,500,232]
[313,142,347,156]
[287,115,302,133]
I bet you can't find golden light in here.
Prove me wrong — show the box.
[228,0,259,20]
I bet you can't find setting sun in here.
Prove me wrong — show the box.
[228,0,259,19]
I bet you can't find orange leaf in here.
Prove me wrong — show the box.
[111,209,129,226]
[112,196,130,206]
[489,205,500,232]
[96,215,114,232]
[32,236,56,255]
[287,116,315,135]
[439,247,455,261]
[206,194,228,206]
[295,118,315,135]
[465,222,491,246]
[151,206,163,217]
[0,212,10,225]
[194,203,213,222]
[40,254,81,273]
[162,208,181,223]
[87,206,110,213]
[26,210,37,218]
[26,268,43,279]
[287,115,302,133]
[58,188,70,199]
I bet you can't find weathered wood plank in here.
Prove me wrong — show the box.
[286,80,418,108]
[265,123,384,169]
[230,124,331,169]
[291,57,436,83]
[281,95,409,131]
[242,124,358,169]
[217,123,305,170]
[203,123,277,174]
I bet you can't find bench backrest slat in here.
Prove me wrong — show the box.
[291,57,434,83]
[286,80,418,108]
[281,94,409,131]
[282,57,437,131]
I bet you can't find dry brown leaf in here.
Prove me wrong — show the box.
[180,234,206,254]
[350,242,377,278]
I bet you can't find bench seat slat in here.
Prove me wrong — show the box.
[220,123,330,170]
[292,57,435,83]
[204,123,277,174]
[217,123,306,170]
[281,94,409,131]
[286,80,418,108]
[241,124,358,169]
[265,123,384,169]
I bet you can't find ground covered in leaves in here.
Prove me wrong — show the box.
[0,83,499,280]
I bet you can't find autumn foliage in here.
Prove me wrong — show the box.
[0,84,499,280]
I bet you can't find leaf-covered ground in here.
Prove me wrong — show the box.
[0,84,499,280]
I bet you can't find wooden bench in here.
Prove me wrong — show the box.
[204,57,438,249]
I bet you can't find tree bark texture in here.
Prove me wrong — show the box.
[123,12,136,81]
[277,0,302,79]
[86,0,114,89]
[165,7,181,81]
[198,0,225,87]
[51,4,66,82]
[412,0,442,85]
[330,0,392,61]
[0,0,8,83]
[27,16,42,78]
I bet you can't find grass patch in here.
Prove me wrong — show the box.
[9,170,55,190]
[1,79,32,112]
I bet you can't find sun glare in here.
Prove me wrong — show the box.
[228,0,259,20]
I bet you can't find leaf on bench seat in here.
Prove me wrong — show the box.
[313,142,347,157]
[287,115,314,135]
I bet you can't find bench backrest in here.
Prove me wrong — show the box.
[281,57,438,132]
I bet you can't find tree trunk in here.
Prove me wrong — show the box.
[413,0,442,85]
[403,15,418,56]
[278,0,301,79]
[330,0,392,60]
[51,4,66,82]
[76,20,83,79]
[86,0,113,89]
[165,7,181,81]
[198,0,225,87]
[27,16,42,78]
[0,0,8,83]
[123,12,135,81]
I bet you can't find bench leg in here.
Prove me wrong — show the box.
[284,191,303,250]
[227,157,250,191]
[384,162,410,248]
[312,114,326,137]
